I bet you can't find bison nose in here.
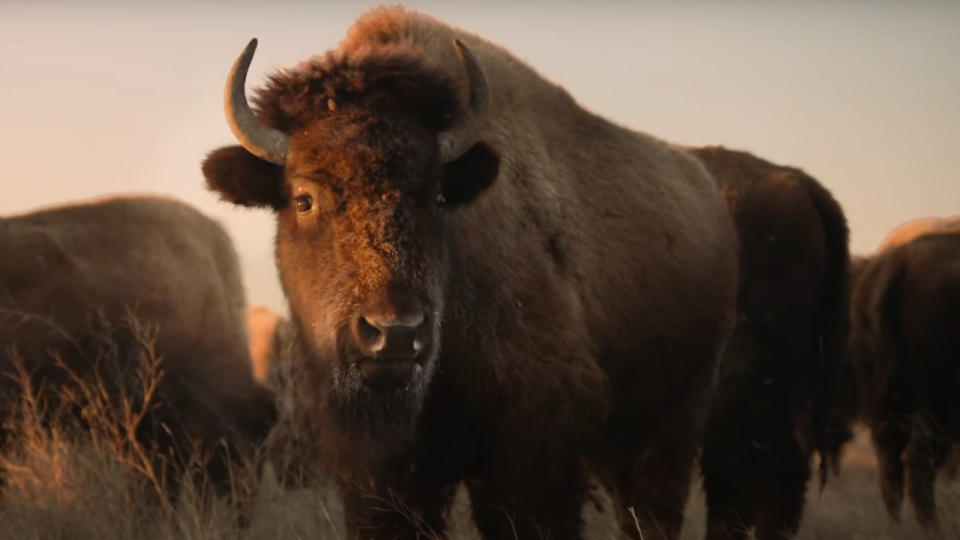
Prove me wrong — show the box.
[354,309,427,359]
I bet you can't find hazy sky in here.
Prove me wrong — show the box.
[3,1,958,313]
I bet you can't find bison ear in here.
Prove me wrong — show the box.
[202,145,285,209]
[440,142,500,208]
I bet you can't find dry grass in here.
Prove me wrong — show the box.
[1,331,959,540]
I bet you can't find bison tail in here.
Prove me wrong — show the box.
[807,180,854,486]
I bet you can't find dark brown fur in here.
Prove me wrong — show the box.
[0,196,276,492]
[690,147,851,540]
[204,8,738,539]
[850,231,960,527]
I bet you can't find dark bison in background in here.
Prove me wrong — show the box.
[875,215,960,252]
[203,7,738,539]
[689,147,851,540]
[850,221,960,528]
[0,195,276,489]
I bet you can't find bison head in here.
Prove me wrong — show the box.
[203,39,499,435]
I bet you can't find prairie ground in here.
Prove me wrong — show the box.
[3,414,959,540]
[0,344,957,540]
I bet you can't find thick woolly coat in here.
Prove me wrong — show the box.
[0,196,275,476]
[690,147,850,539]
[205,7,738,539]
[850,229,960,525]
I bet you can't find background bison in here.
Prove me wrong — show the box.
[203,7,738,539]
[689,147,851,540]
[247,304,296,384]
[849,221,960,528]
[0,195,276,491]
[875,216,960,252]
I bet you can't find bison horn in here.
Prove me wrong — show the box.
[224,38,289,165]
[438,40,490,164]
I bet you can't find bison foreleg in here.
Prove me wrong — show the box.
[338,474,457,540]
[751,435,809,540]
[701,421,754,540]
[871,417,910,522]
[466,458,589,540]
[614,440,699,540]
[905,413,952,528]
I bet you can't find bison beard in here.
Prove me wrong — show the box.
[327,354,434,438]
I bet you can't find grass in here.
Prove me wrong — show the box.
[1,330,958,539]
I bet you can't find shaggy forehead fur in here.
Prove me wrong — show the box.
[252,45,459,134]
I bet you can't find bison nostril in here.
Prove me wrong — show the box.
[357,315,385,351]
[355,309,428,358]
[407,311,426,330]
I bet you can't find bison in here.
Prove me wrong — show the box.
[247,304,296,384]
[689,147,851,540]
[850,223,960,527]
[202,7,738,539]
[0,195,276,490]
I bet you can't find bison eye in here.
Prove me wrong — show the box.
[294,194,313,214]
[435,192,447,208]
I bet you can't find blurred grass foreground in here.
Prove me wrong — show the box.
[0,317,959,539]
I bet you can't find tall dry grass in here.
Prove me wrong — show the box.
[1,323,959,539]
[0,313,342,540]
